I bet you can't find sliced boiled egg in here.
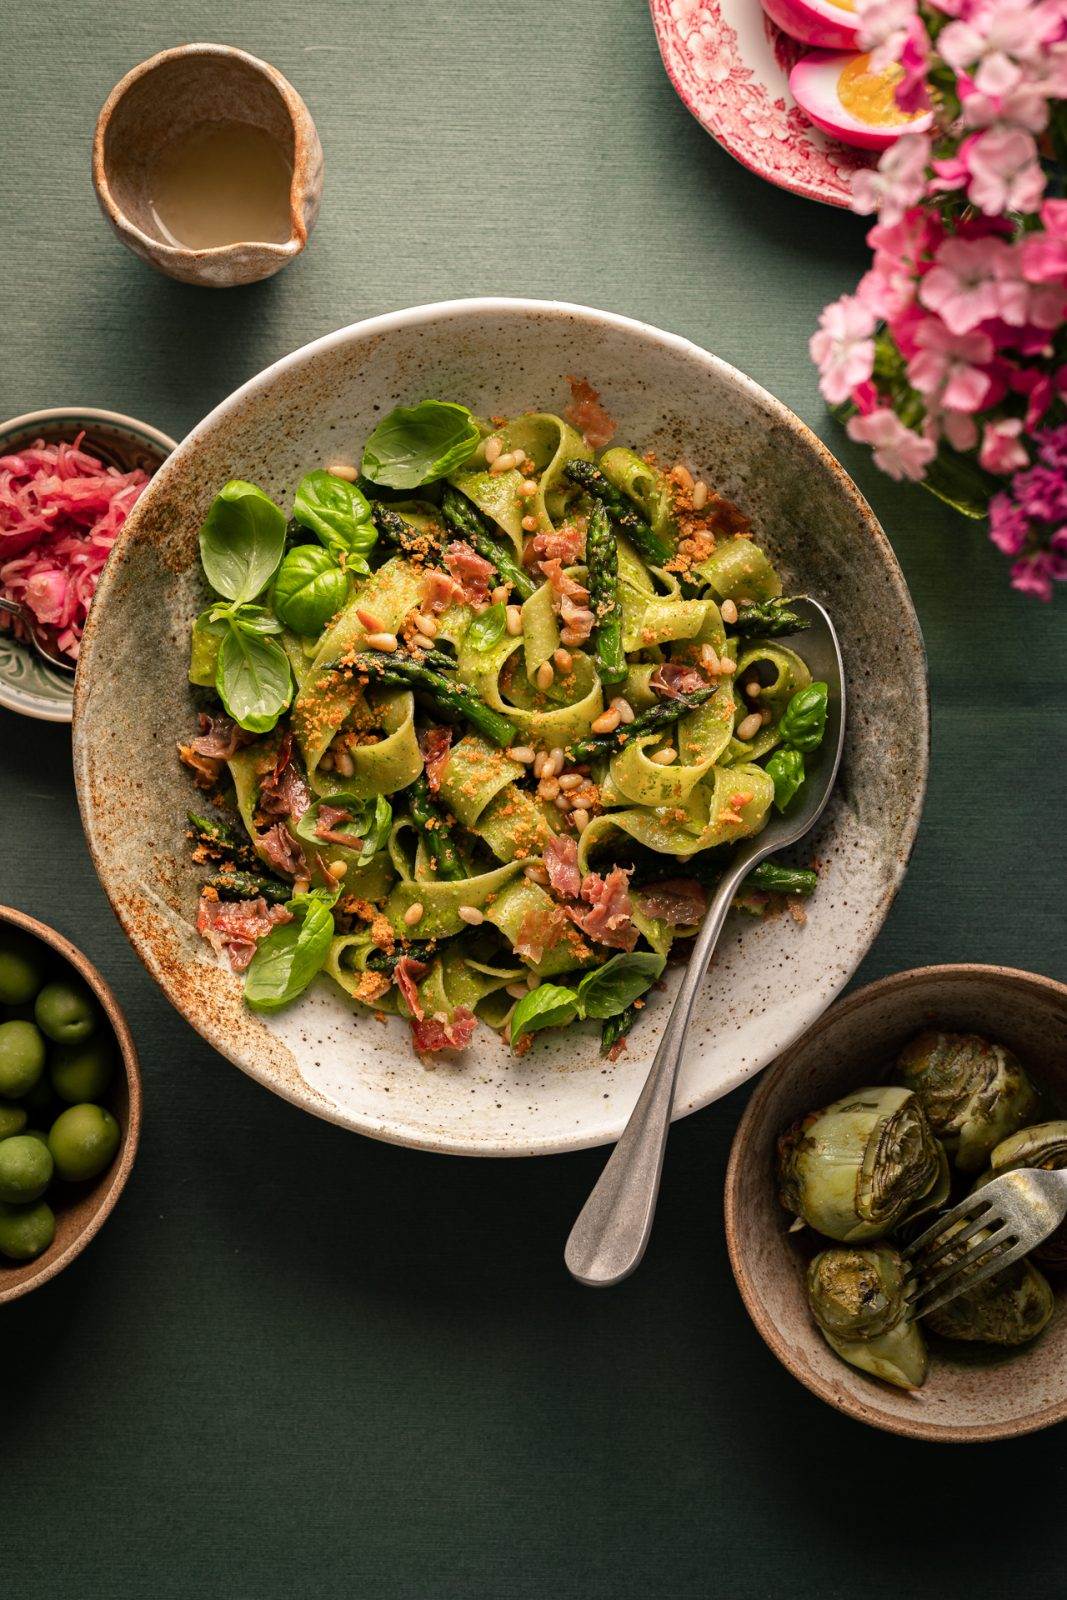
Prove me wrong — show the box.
[789,50,933,150]
[760,0,859,52]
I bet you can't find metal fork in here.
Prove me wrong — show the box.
[0,595,76,676]
[902,1167,1067,1320]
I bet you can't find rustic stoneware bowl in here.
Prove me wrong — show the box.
[726,964,1067,1441]
[72,298,928,1156]
[0,407,176,723]
[92,43,324,287]
[0,905,141,1306]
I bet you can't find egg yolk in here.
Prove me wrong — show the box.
[838,54,920,125]
[826,0,856,11]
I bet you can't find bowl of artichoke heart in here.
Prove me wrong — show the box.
[725,964,1067,1441]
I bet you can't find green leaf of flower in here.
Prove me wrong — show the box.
[244,889,338,1013]
[272,546,350,635]
[361,401,480,490]
[199,480,287,605]
[464,602,507,652]
[215,622,293,734]
[766,746,805,813]
[293,471,377,573]
[779,682,828,753]
[509,983,582,1044]
[576,953,665,1020]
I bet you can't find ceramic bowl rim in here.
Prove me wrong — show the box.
[0,903,142,1305]
[72,296,929,1157]
[724,962,1067,1443]
[0,406,177,724]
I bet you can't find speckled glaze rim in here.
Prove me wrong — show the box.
[72,298,928,1157]
[0,406,177,724]
[724,963,1067,1443]
[0,904,142,1306]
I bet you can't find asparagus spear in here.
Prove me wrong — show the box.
[566,687,714,763]
[347,653,517,748]
[406,775,465,881]
[745,861,818,897]
[731,598,811,638]
[187,811,259,867]
[441,485,535,600]
[563,460,674,567]
[586,499,626,685]
[601,1004,640,1056]
[204,870,291,905]
[370,503,443,564]
[365,941,437,974]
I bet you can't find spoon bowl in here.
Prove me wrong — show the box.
[566,598,846,1285]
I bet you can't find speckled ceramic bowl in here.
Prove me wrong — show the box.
[72,298,928,1156]
[726,965,1067,1441]
[0,408,176,723]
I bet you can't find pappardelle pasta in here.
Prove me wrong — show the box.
[179,386,828,1059]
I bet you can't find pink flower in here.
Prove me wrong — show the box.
[960,58,1051,132]
[907,320,996,411]
[988,491,1030,554]
[964,127,1045,215]
[918,235,1006,333]
[809,295,878,404]
[1036,423,1067,470]
[846,408,936,480]
[995,242,1066,328]
[1041,200,1067,241]
[1010,368,1053,429]
[851,133,931,225]
[939,0,1063,77]
[896,17,933,112]
[857,0,917,69]
[1010,552,1056,601]
[979,416,1029,473]
[932,408,980,450]
[1019,230,1067,286]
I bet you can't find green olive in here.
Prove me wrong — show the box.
[48,1103,120,1182]
[50,1036,116,1104]
[0,1135,54,1203]
[34,980,98,1045]
[0,1102,29,1139]
[0,931,46,1007]
[0,1020,46,1097]
[0,1199,55,1261]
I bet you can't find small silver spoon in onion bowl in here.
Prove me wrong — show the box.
[565,597,846,1287]
[0,596,77,676]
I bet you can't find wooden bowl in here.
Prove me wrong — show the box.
[0,905,141,1305]
[725,965,1067,1441]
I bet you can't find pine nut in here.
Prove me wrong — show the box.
[553,647,572,673]
[591,707,621,734]
[737,595,753,606]
[736,712,763,742]
[673,463,694,491]
[519,479,538,498]
[570,807,590,831]
[492,585,509,606]
[533,751,548,778]
[701,644,720,673]
[521,514,539,533]
[527,972,539,990]
[490,450,518,475]
[548,747,565,775]
[691,480,709,510]
[508,745,535,764]
[720,598,738,624]
[365,632,399,653]
[538,776,560,801]
[610,697,634,724]
[412,632,435,652]
[333,748,355,778]
[650,747,678,765]
[524,863,548,885]
[554,793,572,812]
[403,902,424,927]
[718,656,736,674]
[506,982,529,1000]
[327,462,358,482]
[458,905,485,926]
[558,773,583,792]
[329,859,348,878]
[506,605,523,635]
[412,612,437,636]
[484,436,503,465]
[357,608,388,632]
[318,751,335,772]
[560,627,585,648]
[535,660,555,692]
[745,679,762,700]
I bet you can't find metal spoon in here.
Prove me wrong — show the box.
[565,597,846,1287]
[0,595,77,676]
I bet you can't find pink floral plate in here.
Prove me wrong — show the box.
[650,0,874,207]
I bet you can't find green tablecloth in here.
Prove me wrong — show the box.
[2,3,1066,1595]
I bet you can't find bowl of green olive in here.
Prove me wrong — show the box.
[0,905,141,1304]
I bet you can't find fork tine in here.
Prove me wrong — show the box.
[911,1235,1032,1321]
[902,1191,995,1263]
[905,1220,1013,1307]
[906,1207,998,1276]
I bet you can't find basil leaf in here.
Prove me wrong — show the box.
[293,471,377,573]
[216,622,293,733]
[244,889,338,1013]
[199,480,287,604]
[189,608,226,686]
[576,953,665,1020]
[779,681,829,753]
[509,983,582,1044]
[465,602,507,652]
[294,792,392,865]
[272,546,350,635]
[227,606,284,635]
[362,401,480,490]
[766,746,805,812]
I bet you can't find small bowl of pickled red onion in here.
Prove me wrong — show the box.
[0,408,176,722]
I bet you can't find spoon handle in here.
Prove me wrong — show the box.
[564,858,749,1287]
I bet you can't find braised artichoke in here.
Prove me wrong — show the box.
[778,1085,947,1242]
[983,1121,1067,1270]
[896,1031,1038,1174]
[924,1226,1054,1345]
[808,1246,927,1389]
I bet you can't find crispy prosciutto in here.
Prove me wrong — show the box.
[538,556,589,605]
[420,569,465,615]
[564,377,617,451]
[544,835,582,900]
[568,866,638,951]
[443,540,494,607]
[312,805,359,848]
[515,905,569,965]
[650,662,708,700]
[411,1007,477,1054]
[418,726,453,795]
[634,878,708,928]
[177,711,253,788]
[528,524,585,567]
[258,822,307,878]
[393,955,429,1019]
[258,733,310,821]
[196,893,292,972]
